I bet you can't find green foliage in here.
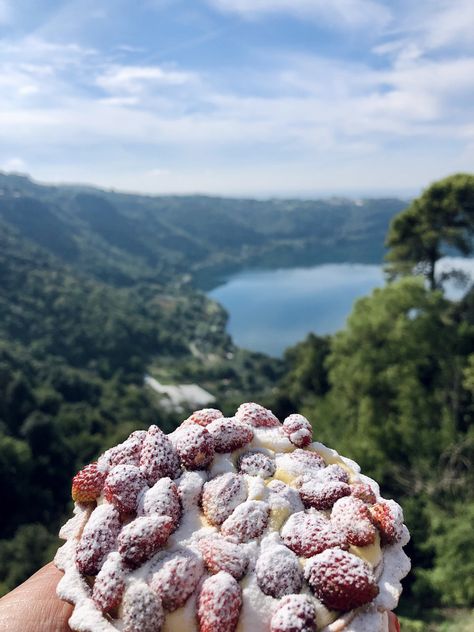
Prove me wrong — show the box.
[386,173,474,289]
[428,503,474,606]
[0,524,59,596]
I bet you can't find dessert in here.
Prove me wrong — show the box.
[55,403,411,632]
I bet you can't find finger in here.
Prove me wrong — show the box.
[388,611,401,632]
[0,563,73,632]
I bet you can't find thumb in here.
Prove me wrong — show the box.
[0,563,73,632]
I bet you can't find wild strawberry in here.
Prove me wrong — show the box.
[304,547,379,611]
[267,479,304,514]
[207,417,254,453]
[237,451,276,478]
[282,414,313,448]
[201,473,247,526]
[149,550,203,611]
[296,476,351,510]
[103,464,148,515]
[118,515,174,568]
[350,482,377,505]
[270,594,317,632]
[255,544,303,598]
[198,535,249,580]
[184,408,223,427]
[331,496,377,547]
[75,504,121,575]
[221,500,270,542]
[317,464,350,483]
[137,477,181,531]
[92,551,125,612]
[235,402,280,428]
[369,500,404,544]
[173,424,215,470]
[276,449,325,479]
[122,581,164,632]
[100,431,147,470]
[281,511,348,558]
[71,462,106,503]
[177,470,205,510]
[139,425,181,485]
[197,571,242,632]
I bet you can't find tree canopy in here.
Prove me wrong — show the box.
[385,173,474,289]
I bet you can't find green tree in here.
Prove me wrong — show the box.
[385,174,474,290]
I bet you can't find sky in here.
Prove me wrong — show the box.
[0,0,473,197]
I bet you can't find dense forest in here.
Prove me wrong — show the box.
[1,171,473,630]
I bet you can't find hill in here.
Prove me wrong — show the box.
[0,172,406,288]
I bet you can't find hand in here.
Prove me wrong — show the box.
[0,563,401,632]
[389,611,401,632]
[0,563,72,632]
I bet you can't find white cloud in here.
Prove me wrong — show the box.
[207,0,392,29]
[2,157,27,172]
[96,64,197,94]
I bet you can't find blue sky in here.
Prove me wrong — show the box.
[0,0,473,196]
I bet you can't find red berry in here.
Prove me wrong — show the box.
[100,431,147,469]
[139,425,181,485]
[149,550,203,611]
[282,414,312,448]
[173,424,215,470]
[331,496,377,547]
[198,535,249,580]
[267,479,304,514]
[72,462,106,503]
[75,504,121,575]
[103,464,148,515]
[92,552,125,612]
[207,417,254,453]
[237,451,276,478]
[137,477,181,531]
[235,402,280,428]
[201,473,247,526]
[184,408,223,427]
[118,515,174,568]
[255,544,303,598]
[369,500,404,544]
[296,476,351,510]
[221,500,269,542]
[197,571,242,632]
[318,464,350,484]
[276,449,325,479]
[122,581,164,632]
[271,594,317,632]
[350,482,377,505]
[281,511,348,558]
[304,547,379,611]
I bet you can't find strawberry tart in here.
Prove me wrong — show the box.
[55,403,411,632]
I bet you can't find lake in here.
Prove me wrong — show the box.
[208,258,474,357]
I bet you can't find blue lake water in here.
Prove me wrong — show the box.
[208,258,474,357]
[208,263,385,357]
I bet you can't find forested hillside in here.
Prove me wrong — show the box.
[0,172,406,287]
